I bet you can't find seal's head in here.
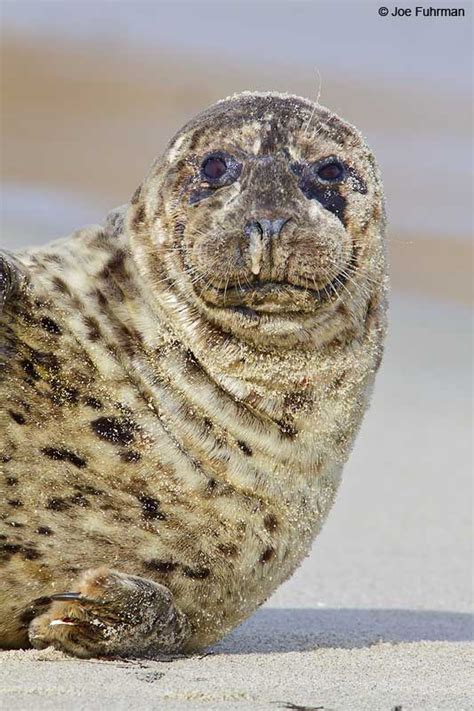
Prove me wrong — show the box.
[128,92,386,348]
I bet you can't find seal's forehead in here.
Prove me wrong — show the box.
[170,93,364,158]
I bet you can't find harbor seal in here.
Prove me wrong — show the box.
[0,91,387,658]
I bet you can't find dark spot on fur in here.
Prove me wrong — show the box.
[116,323,142,357]
[8,500,22,508]
[41,447,86,469]
[69,493,90,507]
[337,302,350,320]
[202,417,213,432]
[91,416,136,445]
[16,309,35,325]
[40,316,62,335]
[260,547,275,563]
[50,384,79,407]
[83,315,101,341]
[84,396,103,410]
[75,484,103,497]
[0,543,40,562]
[7,521,24,528]
[184,349,201,371]
[137,495,166,521]
[115,401,133,416]
[30,349,60,373]
[263,513,279,533]
[8,411,25,425]
[131,185,142,204]
[0,543,21,561]
[46,498,71,511]
[95,289,108,309]
[23,546,41,560]
[132,204,146,230]
[36,526,53,536]
[102,250,128,281]
[5,476,17,486]
[237,440,252,456]
[120,450,142,463]
[276,420,298,439]
[52,276,71,295]
[1,455,12,463]
[21,359,40,381]
[205,478,235,497]
[144,559,178,573]
[182,565,210,580]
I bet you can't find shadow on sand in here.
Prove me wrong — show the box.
[213,608,473,654]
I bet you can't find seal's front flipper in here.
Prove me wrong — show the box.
[0,252,28,314]
[28,567,191,658]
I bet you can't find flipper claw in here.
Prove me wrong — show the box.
[50,592,98,604]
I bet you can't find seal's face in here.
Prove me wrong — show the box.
[129,93,385,346]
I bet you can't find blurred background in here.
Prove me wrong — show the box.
[0,2,472,615]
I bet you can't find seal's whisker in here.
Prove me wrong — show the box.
[302,68,323,137]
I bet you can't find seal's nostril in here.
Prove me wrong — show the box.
[245,218,289,239]
[245,221,264,239]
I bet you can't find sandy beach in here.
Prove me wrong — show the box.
[1,8,472,709]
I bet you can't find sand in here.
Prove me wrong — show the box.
[1,293,472,710]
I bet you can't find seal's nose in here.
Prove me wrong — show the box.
[245,218,290,276]
[246,218,289,240]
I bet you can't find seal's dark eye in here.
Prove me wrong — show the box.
[316,160,345,183]
[201,155,227,180]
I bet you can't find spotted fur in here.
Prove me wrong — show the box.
[0,92,387,655]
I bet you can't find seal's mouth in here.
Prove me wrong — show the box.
[198,274,346,314]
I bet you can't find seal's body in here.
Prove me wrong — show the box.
[0,93,387,657]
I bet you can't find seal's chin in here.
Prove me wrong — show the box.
[198,277,343,315]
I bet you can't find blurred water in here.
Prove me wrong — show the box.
[2,0,472,93]
[0,183,105,250]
